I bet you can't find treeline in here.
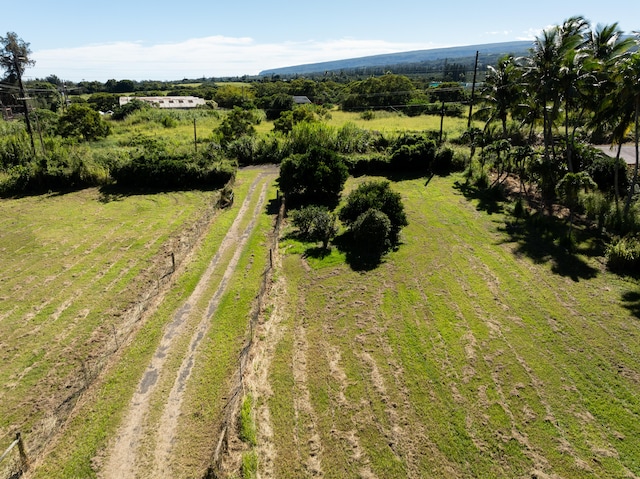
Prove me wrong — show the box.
[15,72,472,116]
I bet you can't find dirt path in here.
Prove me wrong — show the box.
[100,168,276,479]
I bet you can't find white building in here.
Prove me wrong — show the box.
[119,96,207,109]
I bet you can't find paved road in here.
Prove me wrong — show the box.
[594,144,638,165]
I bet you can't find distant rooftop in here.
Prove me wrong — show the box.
[119,96,206,109]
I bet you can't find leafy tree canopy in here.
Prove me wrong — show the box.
[339,180,408,245]
[0,32,34,81]
[57,103,111,141]
[278,145,349,208]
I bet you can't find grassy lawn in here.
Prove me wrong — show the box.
[267,173,640,478]
[26,169,278,478]
[0,187,218,445]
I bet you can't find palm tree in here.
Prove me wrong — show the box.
[525,16,589,172]
[615,47,640,214]
[585,23,634,203]
[557,16,590,173]
[479,55,522,139]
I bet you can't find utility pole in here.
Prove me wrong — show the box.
[467,50,479,129]
[14,56,35,155]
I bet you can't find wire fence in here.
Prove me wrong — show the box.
[205,191,285,479]
[2,176,235,478]
[0,433,29,479]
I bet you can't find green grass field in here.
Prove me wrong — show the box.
[0,186,220,472]
[262,173,640,478]
[3,104,640,478]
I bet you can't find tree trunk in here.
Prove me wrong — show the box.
[624,97,640,216]
[614,142,622,205]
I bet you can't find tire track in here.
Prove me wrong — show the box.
[101,170,274,479]
[151,179,271,477]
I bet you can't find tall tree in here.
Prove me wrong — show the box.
[0,32,34,81]
[585,23,634,202]
[479,55,522,139]
[614,47,640,214]
[557,16,590,172]
[525,17,588,171]
[1,32,36,153]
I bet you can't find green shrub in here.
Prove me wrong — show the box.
[388,133,437,174]
[0,143,110,195]
[339,180,407,245]
[432,146,456,174]
[111,98,151,120]
[606,235,640,274]
[278,146,348,207]
[112,147,235,190]
[352,208,392,258]
[290,205,337,249]
[159,114,178,128]
[335,122,373,154]
[580,191,611,232]
[287,122,336,154]
[359,110,376,120]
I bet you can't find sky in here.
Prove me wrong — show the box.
[3,1,639,82]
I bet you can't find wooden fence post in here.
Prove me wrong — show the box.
[16,432,29,472]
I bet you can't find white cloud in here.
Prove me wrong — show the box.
[27,36,439,82]
[516,27,551,41]
[485,30,512,37]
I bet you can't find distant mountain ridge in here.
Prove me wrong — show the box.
[259,40,533,76]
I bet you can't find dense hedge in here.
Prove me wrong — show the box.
[111,150,235,190]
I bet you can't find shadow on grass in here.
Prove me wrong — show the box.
[453,179,505,215]
[498,213,601,281]
[621,290,640,319]
[454,177,601,282]
[332,232,387,272]
[266,196,282,215]
[304,245,333,259]
[97,184,222,203]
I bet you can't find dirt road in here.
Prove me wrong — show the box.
[100,167,277,478]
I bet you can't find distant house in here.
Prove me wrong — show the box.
[119,96,207,109]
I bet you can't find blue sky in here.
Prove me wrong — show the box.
[3,1,639,82]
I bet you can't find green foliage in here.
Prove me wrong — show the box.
[579,146,629,194]
[57,104,111,141]
[0,142,110,195]
[606,235,640,273]
[556,171,597,212]
[263,93,294,120]
[388,133,437,174]
[215,107,260,146]
[351,208,392,258]
[110,98,151,120]
[213,84,255,109]
[239,395,257,446]
[343,73,416,111]
[87,93,119,112]
[111,145,235,190]
[278,146,348,207]
[241,450,258,479]
[429,82,469,103]
[339,180,407,245]
[290,205,338,249]
[287,121,336,153]
[335,122,374,154]
[225,135,287,165]
[32,109,60,137]
[580,190,611,231]
[273,104,323,133]
[0,128,31,169]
